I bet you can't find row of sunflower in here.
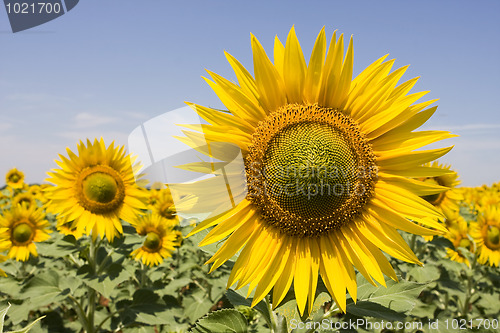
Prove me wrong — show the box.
[0,148,233,333]
[1,148,498,332]
[415,162,500,269]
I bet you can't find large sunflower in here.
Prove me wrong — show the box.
[45,139,147,242]
[180,27,454,314]
[0,204,51,261]
[130,213,182,266]
[471,206,500,267]
[5,168,25,189]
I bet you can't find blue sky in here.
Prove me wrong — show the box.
[1,0,499,187]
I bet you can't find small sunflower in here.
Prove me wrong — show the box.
[153,187,179,224]
[420,161,462,217]
[445,215,474,267]
[477,190,500,208]
[0,204,51,261]
[177,27,454,314]
[12,192,36,208]
[45,138,147,242]
[5,168,25,189]
[471,206,500,267]
[28,184,48,203]
[130,213,182,266]
[147,188,162,208]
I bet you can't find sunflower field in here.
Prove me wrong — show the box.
[1,27,500,333]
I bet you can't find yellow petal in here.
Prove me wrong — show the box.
[251,33,286,112]
[274,35,285,79]
[294,237,311,315]
[377,146,453,170]
[304,27,326,103]
[319,235,347,312]
[252,237,291,306]
[284,26,307,103]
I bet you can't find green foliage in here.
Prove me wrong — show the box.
[191,309,248,333]
[0,304,44,333]
[0,191,499,333]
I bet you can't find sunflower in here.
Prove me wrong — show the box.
[147,188,162,208]
[153,187,179,224]
[130,213,182,266]
[5,168,25,189]
[178,27,454,314]
[45,139,147,242]
[471,206,500,267]
[477,190,500,209]
[419,161,462,218]
[12,192,37,208]
[0,204,51,261]
[28,184,48,203]
[418,161,462,241]
[445,215,474,267]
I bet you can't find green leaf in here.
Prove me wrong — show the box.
[20,271,70,311]
[117,289,183,326]
[1,304,10,333]
[78,263,131,298]
[346,301,406,321]
[225,289,270,325]
[131,304,180,325]
[0,304,45,333]
[351,276,427,317]
[35,233,82,258]
[408,264,440,283]
[6,315,45,333]
[410,299,438,318]
[183,290,216,322]
[121,327,157,333]
[191,309,248,333]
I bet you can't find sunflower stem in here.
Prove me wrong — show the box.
[139,261,147,288]
[67,294,89,331]
[461,254,477,319]
[265,295,278,333]
[84,236,99,333]
[95,307,125,332]
[409,234,417,254]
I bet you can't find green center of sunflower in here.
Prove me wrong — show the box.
[12,223,34,245]
[144,232,162,251]
[486,226,500,248]
[83,172,118,203]
[458,237,472,250]
[246,104,377,237]
[10,174,20,183]
[263,122,358,220]
[77,165,126,214]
